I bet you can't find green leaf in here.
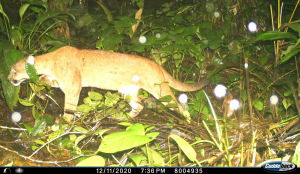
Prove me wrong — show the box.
[83,96,101,108]
[77,104,92,113]
[128,154,145,166]
[96,2,113,21]
[74,126,88,133]
[10,29,22,44]
[157,95,173,102]
[199,21,213,30]
[45,41,67,47]
[170,134,197,162]
[102,35,125,50]
[19,4,30,19]
[19,98,34,106]
[2,81,20,110]
[256,31,298,41]
[229,73,240,82]
[259,53,268,65]
[280,42,300,64]
[169,26,185,35]
[282,23,300,36]
[43,115,54,125]
[94,129,110,136]
[98,123,159,153]
[291,140,300,166]
[253,100,264,111]
[76,155,105,166]
[284,89,292,97]
[181,26,198,37]
[61,138,72,147]
[34,139,45,145]
[23,123,32,134]
[74,135,87,148]
[0,44,22,110]
[283,98,292,110]
[145,126,155,133]
[0,3,10,24]
[241,90,247,102]
[209,39,222,50]
[88,91,103,101]
[105,92,120,107]
[141,146,164,166]
[118,122,133,127]
[25,62,39,83]
[75,13,96,29]
[26,0,48,9]
[3,161,13,167]
[35,11,75,26]
[31,119,47,136]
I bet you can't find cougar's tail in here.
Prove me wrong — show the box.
[162,68,211,92]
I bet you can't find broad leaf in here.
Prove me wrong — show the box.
[19,98,34,106]
[19,4,30,19]
[253,100,264,111]
[170,134,197,162]
[141,146,164,166]
[88,91,103,101]
[31,119,47,136]
[25,62,39,83]
[76,155,105,166]
[256,31,298,41]
[157,95,173,102]
[98,123,159,153]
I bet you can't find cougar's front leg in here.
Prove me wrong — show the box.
[128,90,144,117]
[60,70,82,122]
[118,85,143,117]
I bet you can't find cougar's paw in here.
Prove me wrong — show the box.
[129,109,141,118]
[64,113,74,122]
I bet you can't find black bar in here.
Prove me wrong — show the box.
[1,167,299,174]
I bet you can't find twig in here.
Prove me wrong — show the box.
[245,56,254,136]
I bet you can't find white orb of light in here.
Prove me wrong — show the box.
[11,111,22,123]
[139,35,147,44]
[214,84,227,98]
[155,33,161,38]
[230,99,240,111]
[248,21,257,32]
[178,93,188,104]
[214,11,220,18]
[270,95,279,105]
[132,75,140,82]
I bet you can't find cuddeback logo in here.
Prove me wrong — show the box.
[261,161,297,173]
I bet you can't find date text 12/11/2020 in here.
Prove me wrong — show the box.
[95,168,203,174]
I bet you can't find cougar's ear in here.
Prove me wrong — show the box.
[27,55,35,65]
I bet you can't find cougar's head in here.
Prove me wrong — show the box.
[8,55,35,86]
